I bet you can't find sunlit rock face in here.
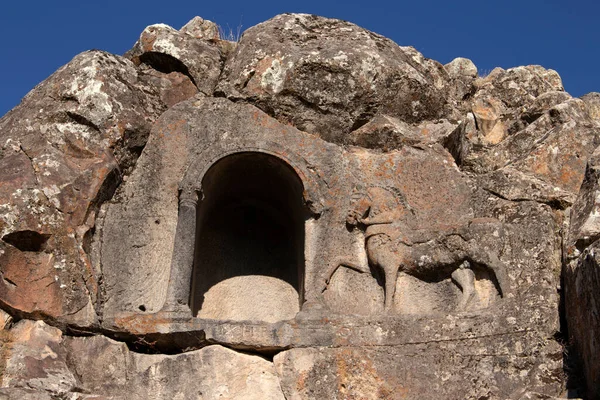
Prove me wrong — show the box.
[0,12,596,399]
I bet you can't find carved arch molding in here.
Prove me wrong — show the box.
[162,139,326,315]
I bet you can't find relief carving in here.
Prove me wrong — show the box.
[345,186,511,312]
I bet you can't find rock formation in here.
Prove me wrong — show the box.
[0,12,597,399]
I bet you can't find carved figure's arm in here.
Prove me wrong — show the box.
[360,210,396,226]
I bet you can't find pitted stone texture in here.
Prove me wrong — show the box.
[197,276,300,322]
[64,335,130,396]
[0,50,166,324]
[445,64,571,177]
[447,93,600,207]
[127,23,223,95]
[477,99,599,206]
[569,146,600,250]
[138,67,199,108]
[444,57,478,79]
[565,147,600,399]
[472,197,562,327]
[274,340,564,399]
[521,91,572,123]
[132,345,285,399]
[581,92,600,122]
[474,65,564,110]
[66,336,285,400]
[216,13,451,144]
[323,267,384,316]
[1,320,76,396]
[180,16,220,41]
[0,388,53,400]
[346,114,457,151]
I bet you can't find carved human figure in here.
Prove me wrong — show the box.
[346,186,511,311]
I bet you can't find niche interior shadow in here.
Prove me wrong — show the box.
[190,152,309,316]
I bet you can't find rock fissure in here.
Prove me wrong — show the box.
[64,111,101,132]
[482,186,570,210]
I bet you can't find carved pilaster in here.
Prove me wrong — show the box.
[161,189,200,315]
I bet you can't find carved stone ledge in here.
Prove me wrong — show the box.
[102,300,557,354]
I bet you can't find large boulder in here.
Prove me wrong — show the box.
[65,337,285,399]
[0,50,169,324]
[444,65,599,208]
[216,13,453,144]
[126,22,225,96]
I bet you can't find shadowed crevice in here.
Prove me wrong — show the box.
[1,230,50,252]
[139,52,197,87]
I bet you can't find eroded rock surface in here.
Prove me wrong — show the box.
[216,13,453,144]
[0,12,596,399]
[0,50,168,324]
[1,320,76,396]
[565,146,600,398]
[197,276,299,322]
[126,23,224,96]
[274,342,564,400]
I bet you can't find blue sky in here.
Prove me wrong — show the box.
[1,0,598,117]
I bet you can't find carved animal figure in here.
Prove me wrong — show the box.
[346,186,511,311]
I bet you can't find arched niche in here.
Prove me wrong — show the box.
[190,152,311,322]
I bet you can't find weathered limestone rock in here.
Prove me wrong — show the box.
[323,267,384,316]
[445,64,570,173]
[475,65,564,110]
[1,320,76,396]
[216,13,452,143]
[197,276,299,322]
[471,95,506,144]
[564,245,600,399]
[0,50,167,324]
[64,335,130,396]
[446,79,599,207]
[0,12,597,398]
[180,16,220,41]
[0,388,53,400]
[0,309,11,330]
[126,23,223,95]
[132,345,285,399]
[274,342,564,399]
[445,57,478,80]
[346,114,457,151]
[565,146,600,398]
[65,337,285,400]
[478,98,599,207]
[444,57,478,112]
[138,67,199,108]
[581,92,600,122]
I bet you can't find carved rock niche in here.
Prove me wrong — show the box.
[191,152,310,322]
